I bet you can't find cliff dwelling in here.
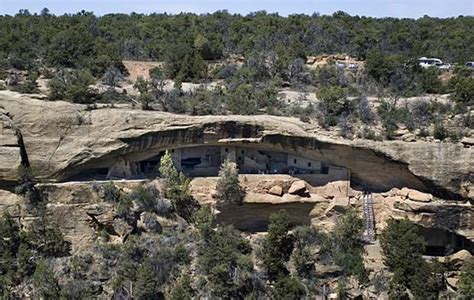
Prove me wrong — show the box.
[77,145,350,185]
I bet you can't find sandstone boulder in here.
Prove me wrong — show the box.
[447,277,458,290]
[112,218,133,238]
[0,189,22,214]
[402,133,417,142]
[407,190,433,202]
[449,249,472,268]
[268,185,283,196]
[398,187,433,202]
[288,180,308,196]
[398,187,411,198]
[138,212,162,233]
[324,196,350,216]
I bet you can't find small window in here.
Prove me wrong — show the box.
[238,156,242,161]
[308,162,312,167]
[241,150,245,154]
[294,159,297,164]
[171,149,175,153]
[225,148,228,152]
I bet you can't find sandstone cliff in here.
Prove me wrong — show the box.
[0,91,472,199]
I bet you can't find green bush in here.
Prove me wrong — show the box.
[48,69,95,103]
[433,122,448,140]
[159,151,196,220]
[291,226,320,278]
[319,209,367,283]
[32,260,60,299]
[380,219,446,298]
[459,257,474,298]
[261,210,294,280]
[272,276,306,299]
[25,216,71,257]
[449,75,474,104]
[198,225,254,298]
[216,159,244,205]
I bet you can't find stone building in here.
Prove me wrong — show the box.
[105,145,350,185]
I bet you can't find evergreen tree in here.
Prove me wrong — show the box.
[459,257,474,298]
[159,151,194,220]
[332,209,367,282]
[272,276,306,300]
[261,210,294,280]
[198,225,254,298]
[32,260,60,299]
[169,274,194,300]
[216,159,244,205]
[380,219,446,298]
[134,260,163,300]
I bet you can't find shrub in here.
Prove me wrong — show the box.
[198,225,254,298]
[99,182,120,203]
[159,151,195,220]
[216,159,244,205]
[26,216,71,257]
[194,205,215,240]
[272,276,306,299]
[291,226,320,279]
[134,259,164,299]
[169,274,194,300]
[102,66,124,87]
[356,97,375,124]
[320,209,367,283]
[48,69,95,103]
[433,121,448,140]
[459,257,474,298]
[261,210,294,280]
[449,75,474,104]
[379,219,444,298]
[32,260,60,299]
[129,185,162,213]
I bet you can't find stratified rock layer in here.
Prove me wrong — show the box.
[0,91,472,199]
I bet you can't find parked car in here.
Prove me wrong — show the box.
[465,62,474,68]
[418,57,443,68]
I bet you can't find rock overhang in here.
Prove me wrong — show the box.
[0,91,472,200]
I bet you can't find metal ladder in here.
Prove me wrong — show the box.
[362,192,376,243]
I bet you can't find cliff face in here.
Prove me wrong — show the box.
[0,91,472,199]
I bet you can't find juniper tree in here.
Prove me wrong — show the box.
[32,260,60,299]
[159,151,194,220]
[261,210,294,280]
[215,159,244,205]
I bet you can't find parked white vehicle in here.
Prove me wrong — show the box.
[418,57,443,68]
[465,62,474,68]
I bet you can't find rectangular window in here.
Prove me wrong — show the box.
[225,148,228,152]
[308,162,312,167]
[171,149,175,153]
[294,159,297,164]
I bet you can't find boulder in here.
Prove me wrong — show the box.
[324,196,350,216]
[449,249,472,268]
[288,180,308,196]
[398,187,411,198]
[313,181,349,199]
[398,187,433,202]
[407,190,433,202]
[446,277,458,289]
[268,185,283,196]
[112,218,133,238]
[402,133,417,142]
[137,212,162,233]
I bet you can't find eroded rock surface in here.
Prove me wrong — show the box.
[0,91,472,199]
